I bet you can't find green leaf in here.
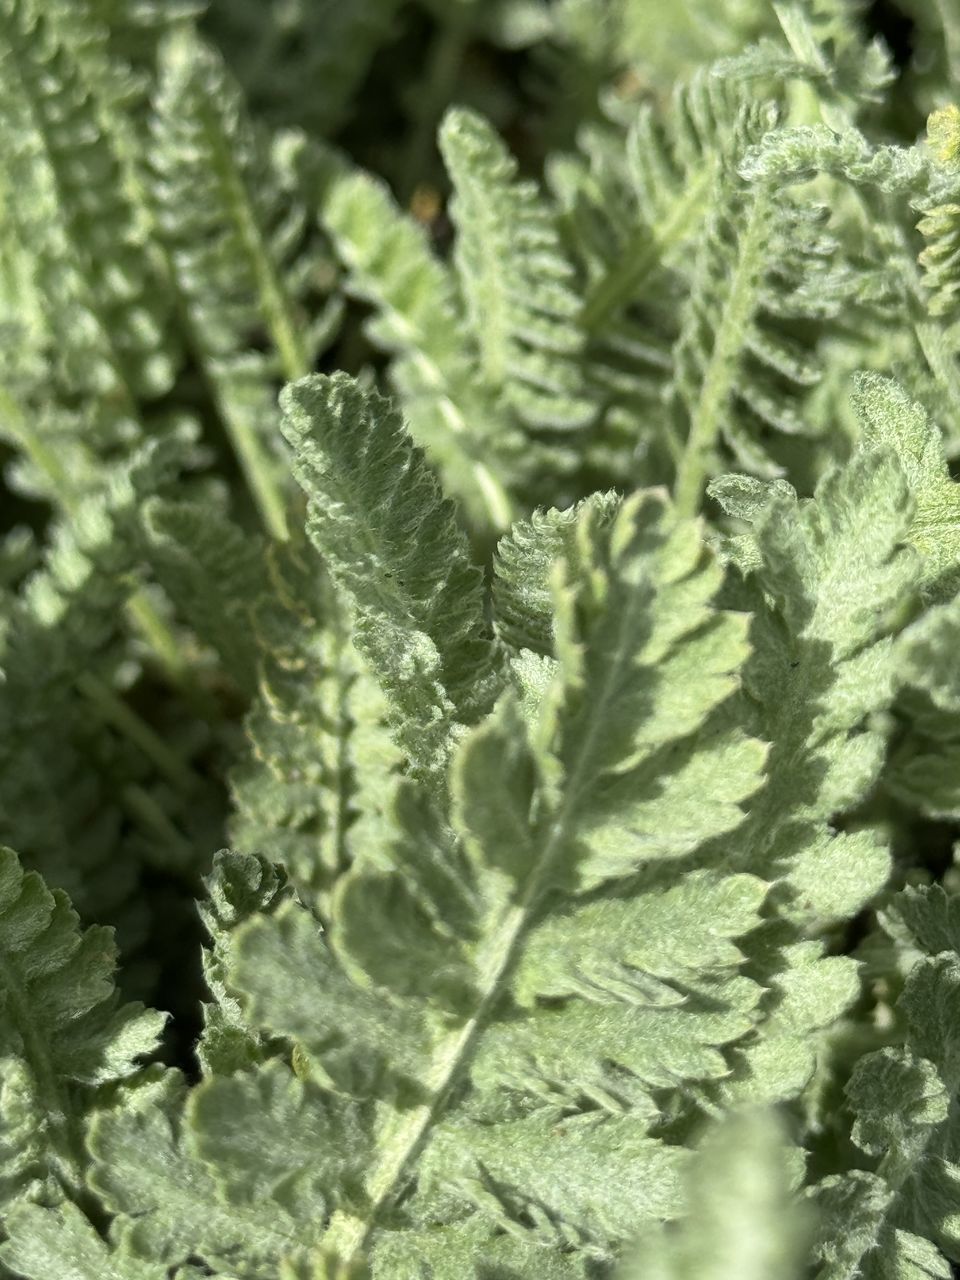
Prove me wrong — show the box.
[229,899,424,1097]
[226,489,767,1271]
[886,595,960,818]
[667,92,841,512]
[0,1201,168,1280]
[513,871,768,1004]
[0,846,165,1206]
[228,538,402,912]
[150,28,340,537]
[850,374,960,599]
[808,884,960,1277]
[714,447,914,922]
[741,126,927,196]
[886,883,960,960]
[0,439,199,919]
[371,1215,589,1279]
[88,1071,326,1275]
[280,372,503,777]
[142,496,267,694]
[322,166,514,532]
[810,1173,952,1280]
[187,1059,368,1222]
[196,849,296,1076]
[492,495,618,656]
[423,1112,689,1245]
[546,490,765,888]
[0,0,177,420]
[724,942,862,1105]
[439,107,594,437]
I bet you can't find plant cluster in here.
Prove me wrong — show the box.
[2,1,960,1276]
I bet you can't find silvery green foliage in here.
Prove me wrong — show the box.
[0,846,165,1212]
[280,373,505,781]
[148,27,343,540]
[4,1,960,1278]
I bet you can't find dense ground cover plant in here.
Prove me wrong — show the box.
[4,0,960,1275]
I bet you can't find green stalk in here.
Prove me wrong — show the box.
[122,784,195,866]
[323,584,645,1263]
[581,162,717,334]
[76,672,195,795]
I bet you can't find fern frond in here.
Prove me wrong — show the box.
[85,1067,358,1275]
[0,449,173,914]
[322,167,516,532]
[710,437,917,876]
[577,71,745,332]
[373,1214,590,1279]
[36,0,200,163]
[882,561,960,821]
[3,8,960,1279]
[667,100,853,510]
[917,106,960,390]
[0,847,165,1209]
[740,123,928,196]
[704,434,921,1101]
[719,0,894,126]
[229,538,402,912]
[150,29,342,538]
[554,64,853,503]
[850,374,960,599]
[213,489,769,1272]
[551,72,750,490]
[196,850,296,1077]
[439,108,595,447]
[280,373,503,778]
[0,0,176,388]
[737,107,960,452]
[0,0,205,695]
[492,498,611,655]
[0,440,224,934]
[0,1200,168,1280]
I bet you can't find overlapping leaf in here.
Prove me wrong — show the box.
[218,486,769,1272]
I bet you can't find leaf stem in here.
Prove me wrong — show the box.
[201,112,309,386]
[581,162,717,334]
[206,380,291,542]
[75,672,195,795]
[323,566,645,1263]
[121,784,195,867]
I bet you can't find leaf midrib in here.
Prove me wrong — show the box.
[321,556,648,1263]
[0,944,87,1193]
